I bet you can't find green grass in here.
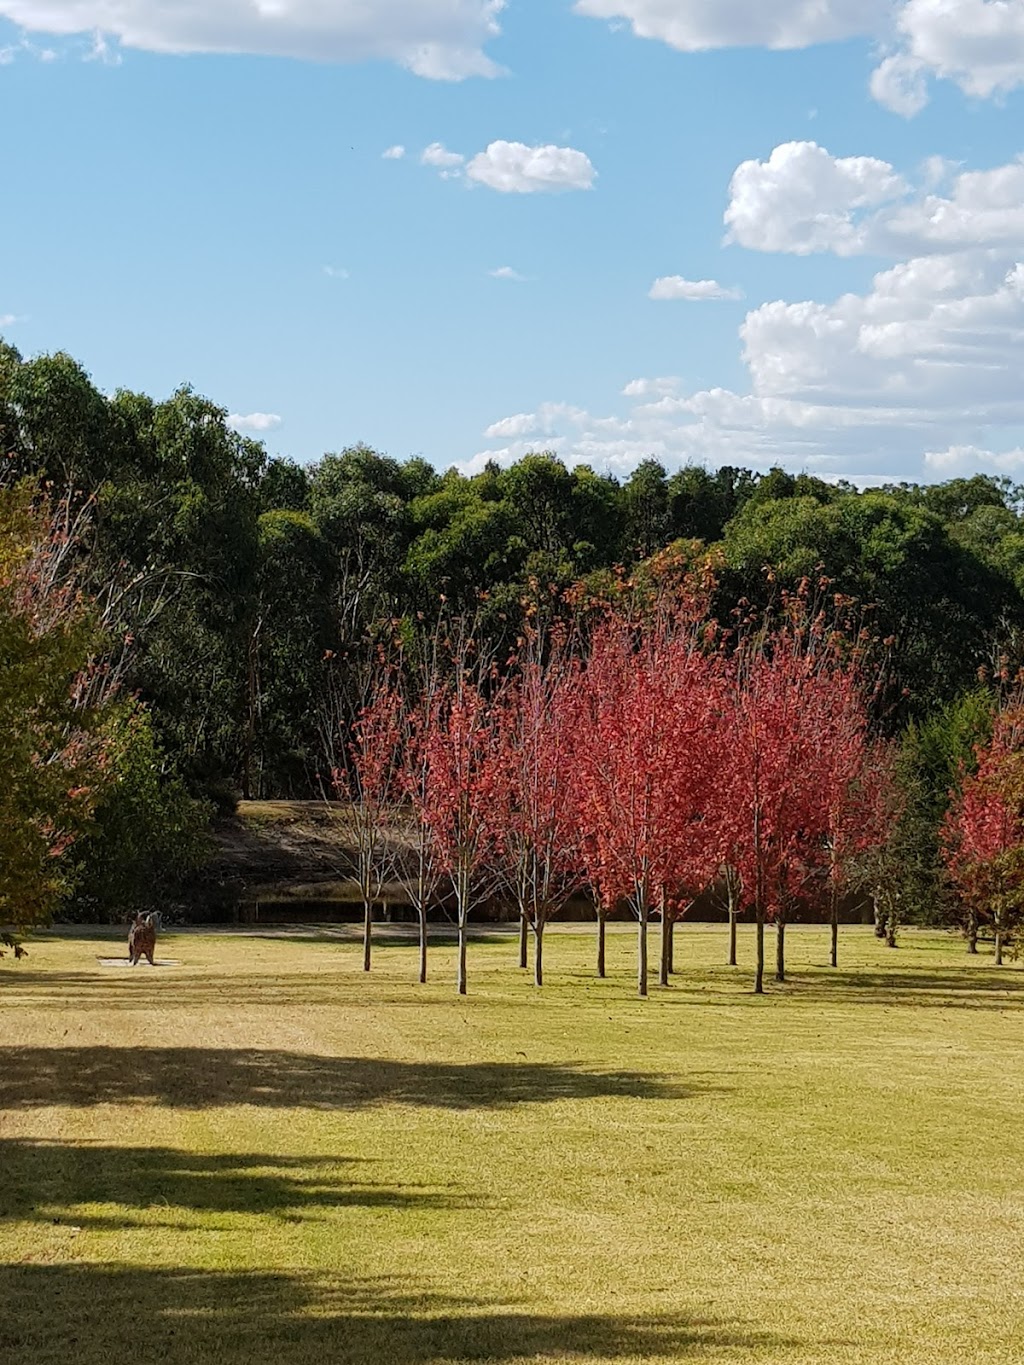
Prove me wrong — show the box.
[2,923,1023,1364]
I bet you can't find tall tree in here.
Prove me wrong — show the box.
[492,639,581,986]
[0,485,116,940]
[725,602,866,992]
[574,597,721,998]
[415,666,503,996]
[332,675,404,974]
[942,704,1024,964]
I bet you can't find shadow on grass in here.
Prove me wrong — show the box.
[787,967,1024,1010]
[0,1140,470,1227]
[0,1265,789,1365]
[0,1047,698,1110]
[0,966,535,1011]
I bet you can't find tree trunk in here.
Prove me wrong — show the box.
[830,884,839,969]
[754,909,765,994]
[668,918,675,975]
[967,908,979,954]
[363,899,372,973]
[886,914,898,949]
[534,922,545,987]
[659,912,671,987]
[519,910,529,970]
[775,919,786,983]
[596,912,606,979]
[418,908,428,984]
[728,906,738,967]
[457,917,468,996]
[637,909,649,999]
[457,870,469,996]
[995,923,1004,967]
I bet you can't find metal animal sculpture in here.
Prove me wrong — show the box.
[128,913,157,966]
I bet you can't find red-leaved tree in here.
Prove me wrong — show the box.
[415,670,504,996]
[332,674,404,973]
[725,601,865,992]
[574,599,724,999]
[491,639,581,986]
[942,704,1024,965]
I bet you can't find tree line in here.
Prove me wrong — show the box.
[4,340,1024,943]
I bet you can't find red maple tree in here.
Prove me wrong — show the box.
[725,602,866,992]
[574,601,725,998]
[332,674,404,973]
[414,671,504,996]
[491,640,582,986]
[942,704,1024,965]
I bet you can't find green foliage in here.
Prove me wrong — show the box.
[890,690,995,926]
[720,491,1024,716]
[25,338,1024,931]
[67,703,213,920]
[0,484,111,931]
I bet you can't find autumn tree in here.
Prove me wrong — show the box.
[491,637,581,986]
[414,659,503,996]
[725,599,868,992]
[397,671,446,984]
[942,704,1024,964]
[574,592,723,999]
[331,673,404,973]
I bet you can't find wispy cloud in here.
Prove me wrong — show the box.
[489,265,528,281]
[421,141,466,171]
[228,412,282,434]
[649,276,744,301]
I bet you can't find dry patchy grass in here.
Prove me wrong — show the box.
[2,923,1023,1364]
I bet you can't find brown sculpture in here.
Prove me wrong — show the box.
[128,913,157,966]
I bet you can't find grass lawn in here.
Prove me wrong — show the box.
[2,923,1023,1364]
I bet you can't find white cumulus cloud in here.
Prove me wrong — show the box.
[870,53,930,117]
[649,276,743,301]
[572,0,885,51]
[726,142,1024,259]
[896,0,1024,100]
[925,444,1024,474]
[465,141,595,193]
[574,0,1024,114]
[0,0,506,79]
[474,141,1024,486]
[228,412,282,434]
[382,145,406,160]
[489,265,527,281]
[726,142,908,256]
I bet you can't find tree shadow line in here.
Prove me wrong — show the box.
[0,1264,790,1365]
[0,1139,469,1229]
[778,966,1024,1010]
[0,1046,700,1111]
[1,968,388,1011]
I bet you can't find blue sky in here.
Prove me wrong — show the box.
[3,1,1024,485]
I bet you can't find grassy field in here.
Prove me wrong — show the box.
[2,923,1023,1364]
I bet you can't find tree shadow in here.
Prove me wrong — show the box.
[0,1047,701,1111]
[1,968,397,1011]
[1,966,526,1012]
[0,1264,790,1365]
[792,967,1024,1011]
[0,1140,470,1229]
